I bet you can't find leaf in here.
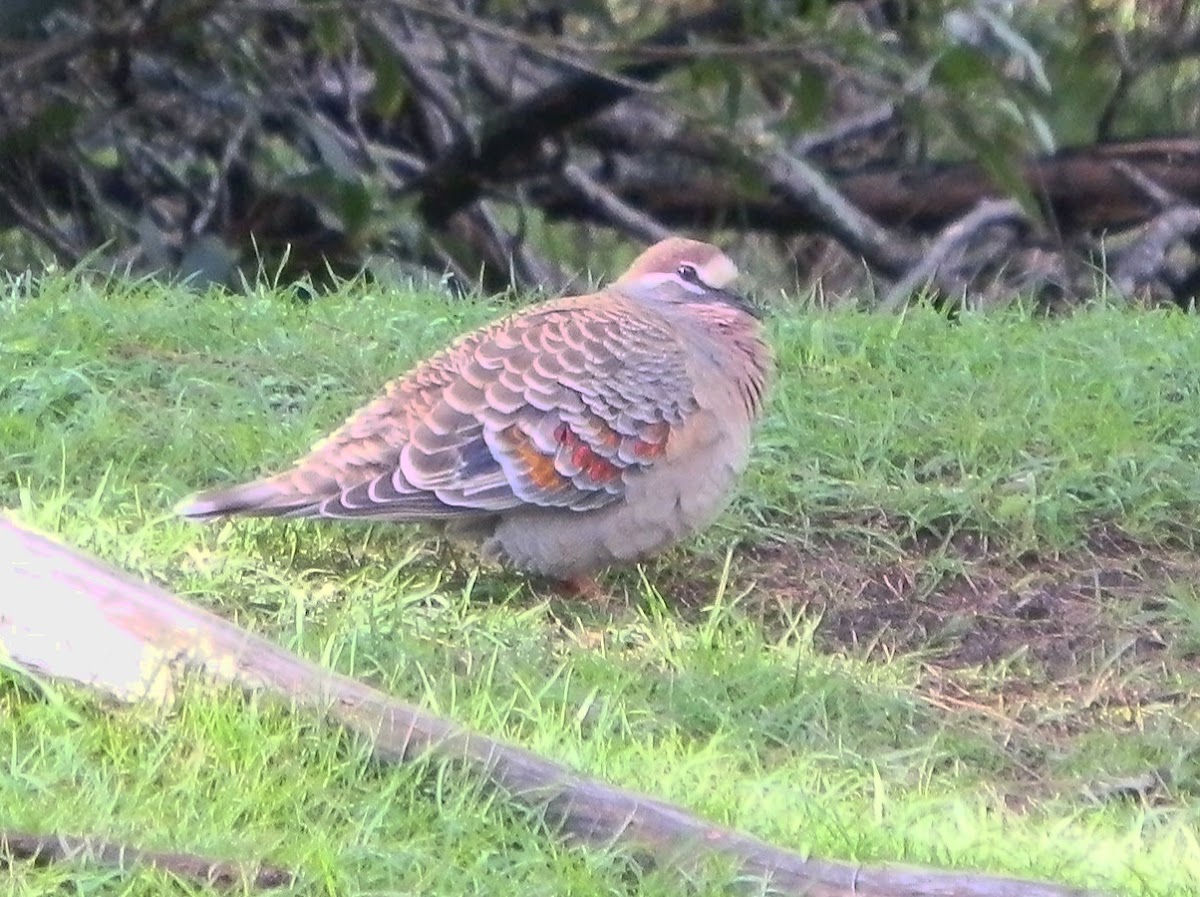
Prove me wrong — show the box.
[303,115,359,182]
[793,70,828,129]
[972,124,1042,224]
[364,31,408,120]
[334,180,373,238]
[977,6,1052,95]
[723,72,746,125]
[996,99,1057,153]
[687,55,740,92]
[0,100,80,155]
[932,44,995,89]
[312,11,348,56]
[277,165,375,240]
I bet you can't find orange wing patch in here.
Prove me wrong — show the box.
[502,425,566,492]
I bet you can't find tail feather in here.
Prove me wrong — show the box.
[174,478,321,522]
[176,473,506,523]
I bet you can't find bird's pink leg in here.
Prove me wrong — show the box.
[557,574,607,601]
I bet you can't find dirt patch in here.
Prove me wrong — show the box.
[666,534,1197,679]
[624,535,1200,805]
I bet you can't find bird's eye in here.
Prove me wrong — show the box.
[676,263,701,283]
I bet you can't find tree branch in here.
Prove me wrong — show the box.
[750,136,916,276]
[559,164,671,244]
[534,137,1200,240]
[880,199,1026,312]
[412,4,745,224]
[0,830,294,890]
[1112,206,1200,299]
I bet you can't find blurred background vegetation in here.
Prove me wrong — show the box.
[3,0,1200,308]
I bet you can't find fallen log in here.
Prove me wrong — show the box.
[535,136,1200,238]
[0,830,294,890]
[0,513,1102,897]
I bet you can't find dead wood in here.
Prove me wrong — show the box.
[880,199,1027,312]
[0,830,294,890]
[413,5,746,225]
[539,137,1200,239]
[560,163,672,244]
[4,0,1198,303]
[848,138,1200,234]
[1102,159,1200,304]
[1112,206,1200,302]
[0,513,1103,897]
[744,133,917,278]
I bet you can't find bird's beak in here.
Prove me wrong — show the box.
[710,287,763,319]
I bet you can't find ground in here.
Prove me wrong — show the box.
[2,276,1200,895]
[746,533,1167,673]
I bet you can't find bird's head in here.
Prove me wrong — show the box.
[613,237,759,318]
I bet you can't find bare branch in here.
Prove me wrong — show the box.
[747,135,916,276]
[880,199,1026,312]
[793,103,899,161]
[0,830,294,890]
[413,4,745,224]
[559,164,671,244]
[370,12,471,151]
[0,0,226,87]
[1111,160,1178,211]
[1112,206,1200,298]
[192,109,255,236]
[445,201,569,294]
[0,178,81,260]
[533,137,1200,242]
[240,0,655,93]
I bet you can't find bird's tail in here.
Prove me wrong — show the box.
[174,476,322,521]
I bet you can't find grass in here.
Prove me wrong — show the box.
[3,273,1200,895]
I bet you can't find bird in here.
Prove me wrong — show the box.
[177,237,771,594]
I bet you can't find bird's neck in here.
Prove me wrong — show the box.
[676,303,771,418]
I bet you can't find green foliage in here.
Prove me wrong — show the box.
[4,0,1197,297]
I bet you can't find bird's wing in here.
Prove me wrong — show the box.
[179,295,700,521]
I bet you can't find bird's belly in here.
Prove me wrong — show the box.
[482,431,750,579]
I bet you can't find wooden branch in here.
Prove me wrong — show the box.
[0,830,294,890]
[440,201,570,294]
[537,137,1200,239]
[750,137,916,277]
[1111,159,1177,210]
[0,0,226,87]
[1107,158,1200,303]
[559,163,671,244]
[412,4,744,224]
[838,140,1200,234]
[576,127,915,276]
[0,514,1103,897]
[369,13,471,152]
[880,199,1026,312]
[191,109,255,237]
[1112,206,1200,298]
[792,102,899,163]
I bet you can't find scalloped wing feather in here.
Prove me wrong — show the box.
[176,295,698,522]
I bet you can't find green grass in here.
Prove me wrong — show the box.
[751,306,1200,548]
[3,274,1200,895]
